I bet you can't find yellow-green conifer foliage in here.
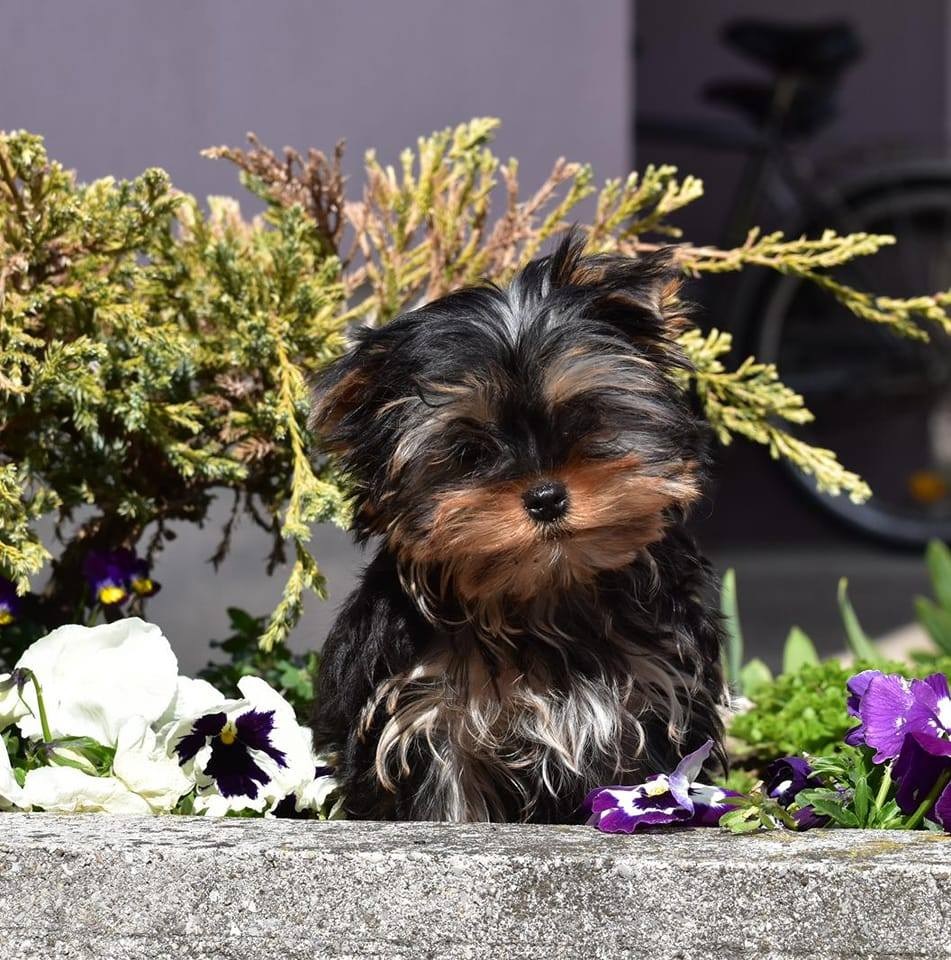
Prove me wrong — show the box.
[3,120,950,649]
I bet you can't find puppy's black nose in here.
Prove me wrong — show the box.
[523,480,569,523]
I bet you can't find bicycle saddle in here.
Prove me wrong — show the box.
[703,79,837,139]
[723,19,862,78]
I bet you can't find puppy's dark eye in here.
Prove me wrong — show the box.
[455,439,492,472]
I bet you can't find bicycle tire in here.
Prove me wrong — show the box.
[751,172,951,548]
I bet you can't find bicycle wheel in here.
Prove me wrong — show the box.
[753,177,951,547]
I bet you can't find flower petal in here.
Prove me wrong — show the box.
[156,676,227,727]
[858,673,915,762]
[893,736,951,814]
[204,738,270,799]
[934,782,951,831]
[686,785,742,826]
[235,676,314,791]
[764,757,818,806]
[0,673,29,732]
[113,717,192,813]
[792,806,829,831]
[235,709,287,769]
[175,711,227,764]
[591,804,685,832]
[0,742,24,810]
[906,674,951,744]
[21,766,152,814]
[16,619,178,745]
[668,739,715,809]
[846,670,882,717]
[911,730,951,758]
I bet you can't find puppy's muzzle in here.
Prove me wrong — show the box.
[522,480,569,523]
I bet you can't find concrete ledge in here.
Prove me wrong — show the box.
[0,816,948,960]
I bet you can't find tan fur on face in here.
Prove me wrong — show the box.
[395,453,698,610]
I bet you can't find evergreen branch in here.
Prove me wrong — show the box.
[4,122,945,652]
[680,329,871,502]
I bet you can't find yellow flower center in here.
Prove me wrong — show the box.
[644,779,670,797]
[131,577,153,595]
[98,585,127,605]
[219,722,238,746]
[0,609,12,626]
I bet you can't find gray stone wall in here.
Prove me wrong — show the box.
[0,816,949,959]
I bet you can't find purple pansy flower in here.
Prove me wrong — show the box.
[165,676,327,816]
[905,674,951,757]
[83,549,160,607]
[847,669,951,831]
[763,755,829,830]
[585,740,740,833]
[176,708,287,801]
[0,578,21,626]
[764,756,819,805]
[854,672,916,762]
[845,669,881,746]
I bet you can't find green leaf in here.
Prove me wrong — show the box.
[799,791,860,827]
[718,806,763,834]
[838,578,879,661]
[925,539,951,611]
[739,658,774,698]
[872,799,905,830]
[47,736,116,776]
[782,626,820,675]
[853,774,871,825]
[914,596,951,655]
[720,568,744,692]
[227,607,262,637]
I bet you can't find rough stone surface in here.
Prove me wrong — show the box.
[0,816,948,960]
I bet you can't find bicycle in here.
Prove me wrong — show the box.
[637,18,951,547]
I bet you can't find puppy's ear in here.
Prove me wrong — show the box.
[310,326,392,453]
[547,232,688,345]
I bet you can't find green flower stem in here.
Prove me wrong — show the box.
[20,669,52,743]
[874,762,893,811]
[904,768,951,830]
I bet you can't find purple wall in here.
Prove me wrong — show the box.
[5,1,630,200]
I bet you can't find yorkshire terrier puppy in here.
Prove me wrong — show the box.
[310,234,726,822]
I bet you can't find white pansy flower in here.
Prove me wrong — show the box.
[0,740,24,810]
[112,717,192,814]
[15,618,178,746]
[0,673,29,732]
[22,765,152,815]
[156,675,227,727]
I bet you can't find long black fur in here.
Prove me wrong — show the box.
[311,234,727,822]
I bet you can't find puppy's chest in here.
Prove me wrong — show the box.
[364,624,640,779]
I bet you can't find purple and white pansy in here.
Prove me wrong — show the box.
[164,675,319,816]
[763,755,828,830]
[585,740,740,833]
